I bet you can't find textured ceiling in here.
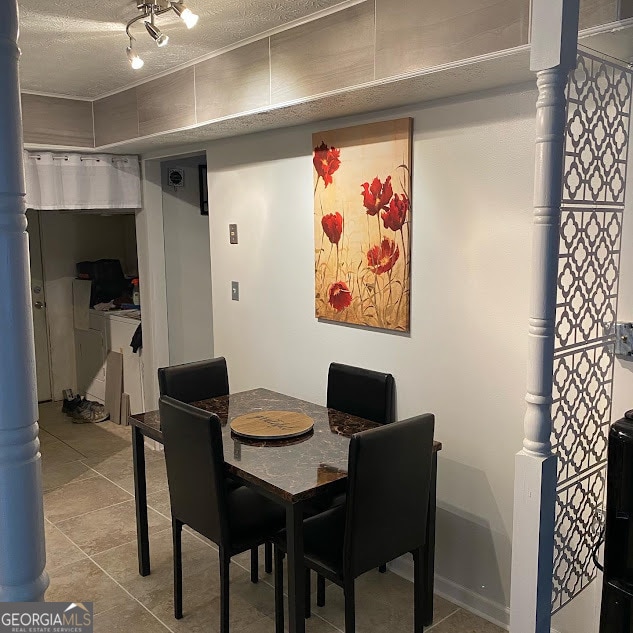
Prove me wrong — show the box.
[17,0,349,98]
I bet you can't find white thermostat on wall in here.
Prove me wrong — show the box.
[168,168,185,189]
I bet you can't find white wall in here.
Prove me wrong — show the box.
[33,211,137,399]
[161,156,214,366]
[203,85,537,623]
[136,158,169,412]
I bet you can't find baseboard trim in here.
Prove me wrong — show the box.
[388,556,510,630]
[388,556,564,633]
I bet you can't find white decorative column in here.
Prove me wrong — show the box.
[509,1,579,632]
[0,0,49,602]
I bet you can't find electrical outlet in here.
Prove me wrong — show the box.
[231,281,239,301]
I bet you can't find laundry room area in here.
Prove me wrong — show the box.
[25,152,145,421]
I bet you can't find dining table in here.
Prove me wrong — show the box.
[129,388,442,633]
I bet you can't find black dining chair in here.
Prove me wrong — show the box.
[158,357,272,582]
[320,362,396,587]
[327,362,396,426]
[274,414,435,633]
[158,357,230,404]
[159,396,286,633]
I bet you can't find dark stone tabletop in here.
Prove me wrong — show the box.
[131,388,441,503]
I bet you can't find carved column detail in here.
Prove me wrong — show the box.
[510,2,579,631]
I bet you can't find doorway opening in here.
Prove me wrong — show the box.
[26,209,140,408]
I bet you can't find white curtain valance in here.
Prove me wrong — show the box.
[24,151,142,210]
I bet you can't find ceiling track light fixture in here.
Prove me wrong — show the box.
[126,38,144,69]
[144,10,169,47]
[124,0,199,70]
[171,2,199,29]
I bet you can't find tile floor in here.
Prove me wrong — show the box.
[39,401,504,633]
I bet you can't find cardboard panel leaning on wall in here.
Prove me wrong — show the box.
[203,85,537,623]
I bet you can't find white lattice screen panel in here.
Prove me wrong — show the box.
[551,50,632,614]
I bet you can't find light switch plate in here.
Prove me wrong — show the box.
[231,281,239,301]
[229,224,238,244]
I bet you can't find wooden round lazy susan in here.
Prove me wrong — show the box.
[230,410,314,440]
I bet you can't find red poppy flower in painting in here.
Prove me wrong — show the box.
[313,142,341,188]
[367,238,400,275]
[381,193,409,231]
[328,281,352,311]
[321,212,343,245]
[361,176,393,216]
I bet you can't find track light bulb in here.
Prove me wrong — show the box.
[126,45,144,69]
[145,20,169,47]
[172,3,199,28]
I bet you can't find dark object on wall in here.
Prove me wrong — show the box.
[76,259,127,306]
[130,323,142,353]
[599,409,633,633]
[168,168,185,189]
[199,164,208,215]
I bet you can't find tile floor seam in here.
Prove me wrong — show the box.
[79,461,129,484]
[79,460,169,498]
[85,525,173,559]
[425,607,464,631]
[39,427,91,460]
[90,603,125,620]
[41,456,86,466]
[43,472,103,493]
[44,520,89,560]
[307,609,345,632]
[54,524,177,633]
[51,496,134,526]
[89,557,177,632]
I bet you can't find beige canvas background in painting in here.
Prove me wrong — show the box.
[313,118,412,331]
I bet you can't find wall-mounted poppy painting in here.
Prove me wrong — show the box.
[313,118,412,332]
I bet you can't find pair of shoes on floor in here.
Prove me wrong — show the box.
[62,391,110,424]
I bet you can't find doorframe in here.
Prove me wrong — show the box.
[136,148,210,411]
[27,209,54,403]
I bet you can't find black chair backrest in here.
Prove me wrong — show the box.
[327,362,395,425]
[159,396,229,546]
[343,414,435,578]
[158,358,229,404]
